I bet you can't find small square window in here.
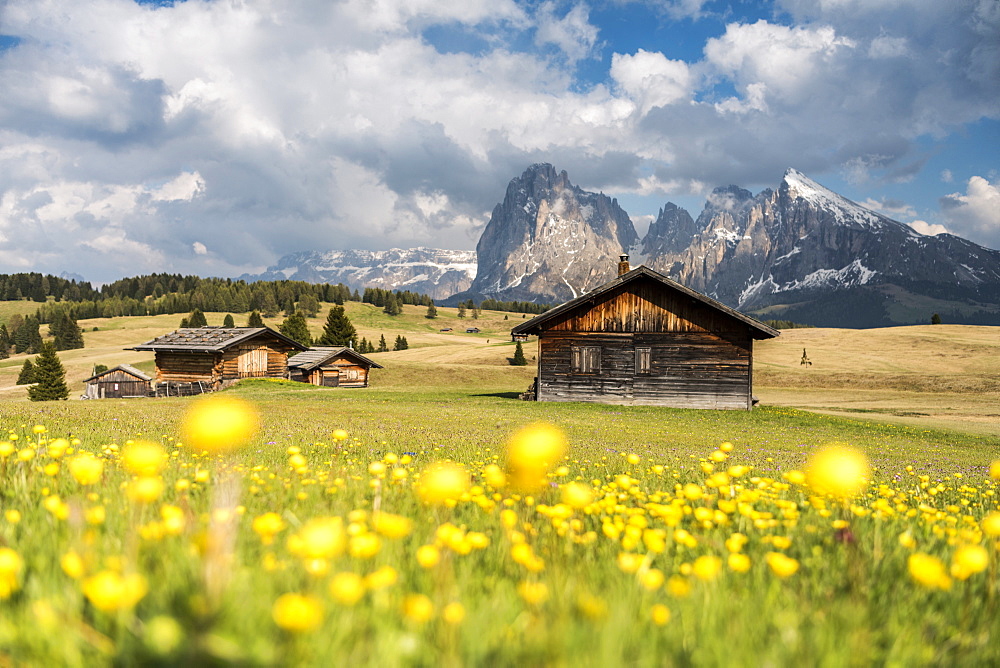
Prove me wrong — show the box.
[571,346,601,373]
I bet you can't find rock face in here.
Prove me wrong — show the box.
[641,169,1000,326]
[240,248,477,300]
[468,164,640,303]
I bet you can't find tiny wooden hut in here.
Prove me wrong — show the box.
[510,258,779,410]
[287,347,383,388]
[83,364,153,399]
[129,327,307,392]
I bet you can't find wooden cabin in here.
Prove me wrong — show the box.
[510,258,779,410]
[83,364,153,399]
[130,327,307,391]
[287,347,383,388]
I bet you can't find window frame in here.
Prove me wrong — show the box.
[571,345,601,374]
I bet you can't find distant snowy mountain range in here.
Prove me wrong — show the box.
[245,164,1000,327]
[240,248,476,300]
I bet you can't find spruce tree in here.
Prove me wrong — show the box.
[378,334,388,353]
[511,341,528,366]
[931,313,942,325]
[393,335,409,351]
[28,342,69,401]
[279,311,312,347]
[16,358,36,385]
[318,305,357,346]
[53,312,84,350]
[426,301,437,319]
[457,304,466,318]
[223,313,235,328]
[383,294,401,316]
[187,309,208,327]
[247,310,264,327]
[0,324,10,359]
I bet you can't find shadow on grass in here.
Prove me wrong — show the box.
[471,391,522,400]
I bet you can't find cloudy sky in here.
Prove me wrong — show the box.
[0,0,997,282]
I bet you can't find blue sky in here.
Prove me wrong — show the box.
[0,0,997,282]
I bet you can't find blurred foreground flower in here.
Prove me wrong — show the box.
[806,445,870,499]
[182,395,260,453]
[272,593,324,632]
[68,452,104,486]
[417,462,470,505]
[82,571,148,612]
[506,422,567,491]
[908,553,951,590]
[0,548,24,598]
[122,441,166,477]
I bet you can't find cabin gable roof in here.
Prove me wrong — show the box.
[83,364,153,383]
[511,265,779,339]
[129,327,308,353]
[287,347,384,371]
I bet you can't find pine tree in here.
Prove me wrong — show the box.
[0,324,10,359]
[53,312,84,350]
[14,315,42,353]
[16,358,36,385]
[393,335,409,351]
[187,309,208,327]
[279,311,312,347]
[378,334,388,353]
[426,301,437,319]
[457,304,466,318]
[223,313,236,328]
[318,305,357,346]
[28,342,69,401]
[247,310,264,327]
[511,341,528,366]
[383,294,401,316]
[931,313,942,325]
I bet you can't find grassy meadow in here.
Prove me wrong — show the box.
[1,302,999,665]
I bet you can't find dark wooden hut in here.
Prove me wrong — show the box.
[510,258,779,410]
[287,347,383,388]
[82,364,153,399]
[129,327,307,392]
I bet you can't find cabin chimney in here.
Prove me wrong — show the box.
[618,254,630,276]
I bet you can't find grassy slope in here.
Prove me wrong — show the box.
[0,301,997,437]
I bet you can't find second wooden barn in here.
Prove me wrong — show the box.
[511,257,779,410]
[82,364,153,399]
[130,327,307,393]
[287,347,383,387]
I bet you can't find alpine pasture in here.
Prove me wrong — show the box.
[1,302,998,665]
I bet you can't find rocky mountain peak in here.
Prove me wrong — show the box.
[469,164,639,302]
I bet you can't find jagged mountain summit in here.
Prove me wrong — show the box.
[465,163,639,303]
[240,248,476,300]
[642,168,1000,326]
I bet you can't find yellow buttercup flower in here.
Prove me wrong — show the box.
[417,462,470,505]
[82,571,148,612]
[289,517,346,560]
[182,395,260,453]
[908,553,951,590]
[122,441,166,477]
[516,581,549,606]
[506,422,567,491]
[372,512,412,539]
[728,553,751,573]
[61,552,86,579]
[561,482,594,509]
[806,445,869,499]
[650,604,671,626]
[253,513,286,545]
[128,477,165,504]
[989,460,1000,482]
[272,593,323,632]
[364,565,398,590]
[0,548,24,599]
[765,552,800,578]
[442,601,466,625]
[68,452,104,485]
[329,572,366,605]
[416,545,441,569]
[951,545,988,580]
[403,594,435,623]
[982,512,1000,536]
[692,555,723,582]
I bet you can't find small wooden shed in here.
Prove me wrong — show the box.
[129,327,307,391]
[287,347,383,388]
[510,259,779,410]
[83,364,153,399]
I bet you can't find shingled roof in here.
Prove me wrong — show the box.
[287,347,384,371]
[511,265,780,339]
[130,327,308,353]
